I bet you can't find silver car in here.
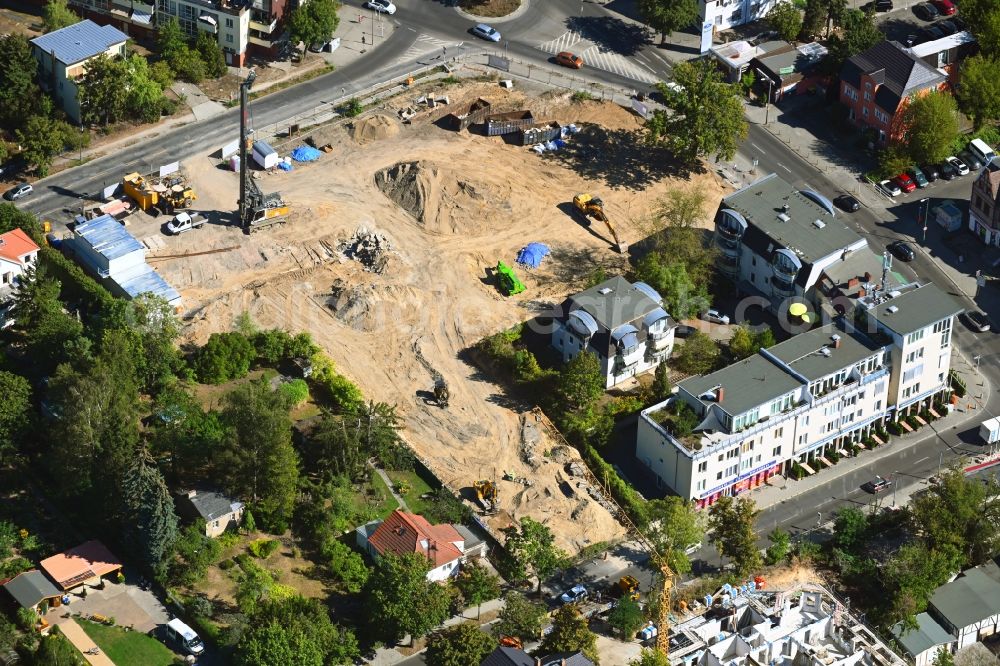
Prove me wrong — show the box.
[3,183,32,201]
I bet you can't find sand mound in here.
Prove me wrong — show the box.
[374,161,510,234]
[350,114,400,145]
[325,279,418,332]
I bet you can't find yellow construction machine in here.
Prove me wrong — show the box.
[474,479,498,513]
[573,193,627,254]
[613,575,641,601]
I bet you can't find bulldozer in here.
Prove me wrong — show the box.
[612,575,641,601]
[496,260,525,296]
[433,377,449,408]
[573,193,627,254]
[474,479,498,513]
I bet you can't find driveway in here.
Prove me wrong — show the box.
[56,618,115,666]
[47,572,169,634]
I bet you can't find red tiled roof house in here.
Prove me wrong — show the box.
[839,41,947,144]
[356,510,485,582]
[0,228,40,300]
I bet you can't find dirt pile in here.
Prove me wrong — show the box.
[338,226,393,273]
[374,161,510,234]
[349,114,400,145]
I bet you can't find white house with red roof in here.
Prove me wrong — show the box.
[0,228,40,300]
[356,509,486,582]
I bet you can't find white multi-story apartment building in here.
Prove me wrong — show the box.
[701,0,789,36]
[637,282,960,506]
[714,174,872,314]
[552,276,676,389]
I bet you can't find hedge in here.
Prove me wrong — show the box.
[40,246,115,313]
[579,443,649,529]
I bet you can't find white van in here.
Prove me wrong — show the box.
[165,618,205,656]
[968,138,996,165]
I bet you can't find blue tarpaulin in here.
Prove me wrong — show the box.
[516,242,550,268]
[277,161,293,171]
[290,145,322,162]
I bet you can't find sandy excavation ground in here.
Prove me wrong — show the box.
[158,80,727,554]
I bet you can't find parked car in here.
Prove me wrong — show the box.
[878,179,902,197]
[961,310,992,332]
[921,25,947,41]
[946,155,970,175]
[952,16,968,30]
[958,150,983,170]
[930,0,956,15]
[862,476,893,493]
[165,619,205,656]
[914,2,940,19]
[936,19,959,34]
[904,33,920,46]
[835,194,862,212]
[674,324,696,338]
[472,23,501,42]
[165,211,207,235]
[909,166,929,188]
[555,51,584,68]
[364,0,396,13]
[888,240,916,261]
[700,309,730,325]
[940,160,958,180]
[894,173,917,193]
[560,585,588,605]
[862,0,893,11]
[921,163,940,181]
[3,183,32,201]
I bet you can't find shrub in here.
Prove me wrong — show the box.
[579,443,649,528]
[342,98,364,117]
[196,332,256,383]
[187,596,213,618]
[247,538,280,559]
[571,90,596,102]
[887,421,903,436]
[218,558,236,571]
[278,378,310,407]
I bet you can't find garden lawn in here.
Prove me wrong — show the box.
[385,469,434,515]
[79,620,176,666]
[355,471,399,520]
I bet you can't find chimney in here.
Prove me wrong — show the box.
[831,334,841,349]
[562,660,568,666]
[716,386,724,403]
[782,204,790,212]
[863,271,872,283]
[847,277,859,289]
[536,660,542,666]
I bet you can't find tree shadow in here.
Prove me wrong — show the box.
[535,245,623,291]
[564,15,651,56]
[542,125,696,191]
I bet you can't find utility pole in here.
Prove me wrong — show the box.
[756,69,774,124]
[892,470,899,507]
[919,197,930,243]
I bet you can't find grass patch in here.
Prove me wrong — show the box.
[459,0,521,17]
[79,620,176,666]
[355,471,400,519]
[386,469,434,515]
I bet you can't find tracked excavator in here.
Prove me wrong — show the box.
[238,71,289,233]
[474,479,498,513]
[573,193,627,254]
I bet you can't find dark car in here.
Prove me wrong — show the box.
[910,166,929,188]
[961,310,992,332]
[959,150,983,170]
[936,19,959,34]
[888,240,916,261]
[863,476,893,493]
[940,160,958,180]
[904,33,921,46]
[914,2,940,19]
[922,25,947,41]
[953,16,968,30]
[862,0,893,11]
[835,194,862,212]
[675,324,696,339]
[921,163,940,181]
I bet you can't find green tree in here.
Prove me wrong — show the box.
[833,506,868,551]
[676,331,720,375]
[502,517,568,595]
[235,559,275,614]
[647,59,748,162]
[538,605,600,665]
[754,326,775,350]
[492,591,547,642]
[633,260,709,320]
[767,2,803,42]
[234,595,358,666]
[652,362,672,401]
[555,351,604,412]
[0,34,43,130]
[319,538,369,593]
[425,623,495,666]
[933,648,955,666]
[78,52,130,125]
[954,0,1000,56]
[149,387,228,484]
[826,9,883,72]
[122,447,179,570]
[363,553,451,643]
[898,91,960,166]
[607,596,645,639]
[707,495,762,578]
[157,16,186,63]
[217,379,299,530]
[123,55,165,123]
[955,56,1000,130]
[729,325,756,361]
[42,0,80,32]
[455,562,501,618]
[0,371,31,463]
[16,112,76,177]
[149,60,175,89]
[909,466,1000,566]
[646,496,703,574]
[764,528,791,565]
[288,0,341,51]
[630,649,671,666]
[169,522,222,585]
[802,0,826,38]
[172,46,206,83]
[638,0,699,45]
[647,186,717,286]
[11,264,83,372]
[197,331,256,383]
[884,543,963,625]
[33,628,83,665]
[195,31,228,78]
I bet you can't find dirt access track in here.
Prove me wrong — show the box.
[159,80,726,554]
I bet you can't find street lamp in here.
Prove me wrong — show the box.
[919,197,930,243]
[816,511,822,528]
[756,68,774,124]
[892,470,899,507]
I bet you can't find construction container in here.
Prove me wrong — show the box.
[981,417,1000,444]
[252,141,279,169]
[486,110,534,136]
[520,122,562,146]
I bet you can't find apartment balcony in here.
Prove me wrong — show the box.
[770,275,796,298]
[248,33,275,47]
[648,333,672,350]
[718,253,740,279]
[250,11,277,33]
[197,14,218,33]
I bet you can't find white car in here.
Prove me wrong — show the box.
[700,309,730,325]
[472,23,501,42]
[364,0,396,14]
[946,155,970,176]
[878,179,901,197]
[560,585,588,605]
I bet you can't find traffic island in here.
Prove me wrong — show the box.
[458,0,523,19]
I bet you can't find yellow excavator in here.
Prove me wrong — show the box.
[573,193,627,254]
[474,479,498,513]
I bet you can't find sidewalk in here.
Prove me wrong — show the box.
[56,618,115,666]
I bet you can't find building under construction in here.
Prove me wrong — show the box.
[660,583,905,666]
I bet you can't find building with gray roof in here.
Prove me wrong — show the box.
[176,489,245,538]
[864,282,964,337]
[892,613,956,666]
[2,570,61,612]
[30,20,127,123]
[714,174,869,312]
[552,276,675,388]
[928,568,1000,650]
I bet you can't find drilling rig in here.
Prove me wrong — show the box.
[238,70,289,233]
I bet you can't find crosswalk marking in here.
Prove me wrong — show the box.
[537,31,659,84]
[395,33,453,65]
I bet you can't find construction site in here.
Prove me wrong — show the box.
[85,76,726,554]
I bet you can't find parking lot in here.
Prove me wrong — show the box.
[874,1,968,48]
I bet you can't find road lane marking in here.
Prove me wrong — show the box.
[776,162,792,172]
[750,143,766,154]
[915,456,930,464]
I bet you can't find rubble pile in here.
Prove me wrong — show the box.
[338,226,392,273]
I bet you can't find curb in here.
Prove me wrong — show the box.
[454,0,532,23]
